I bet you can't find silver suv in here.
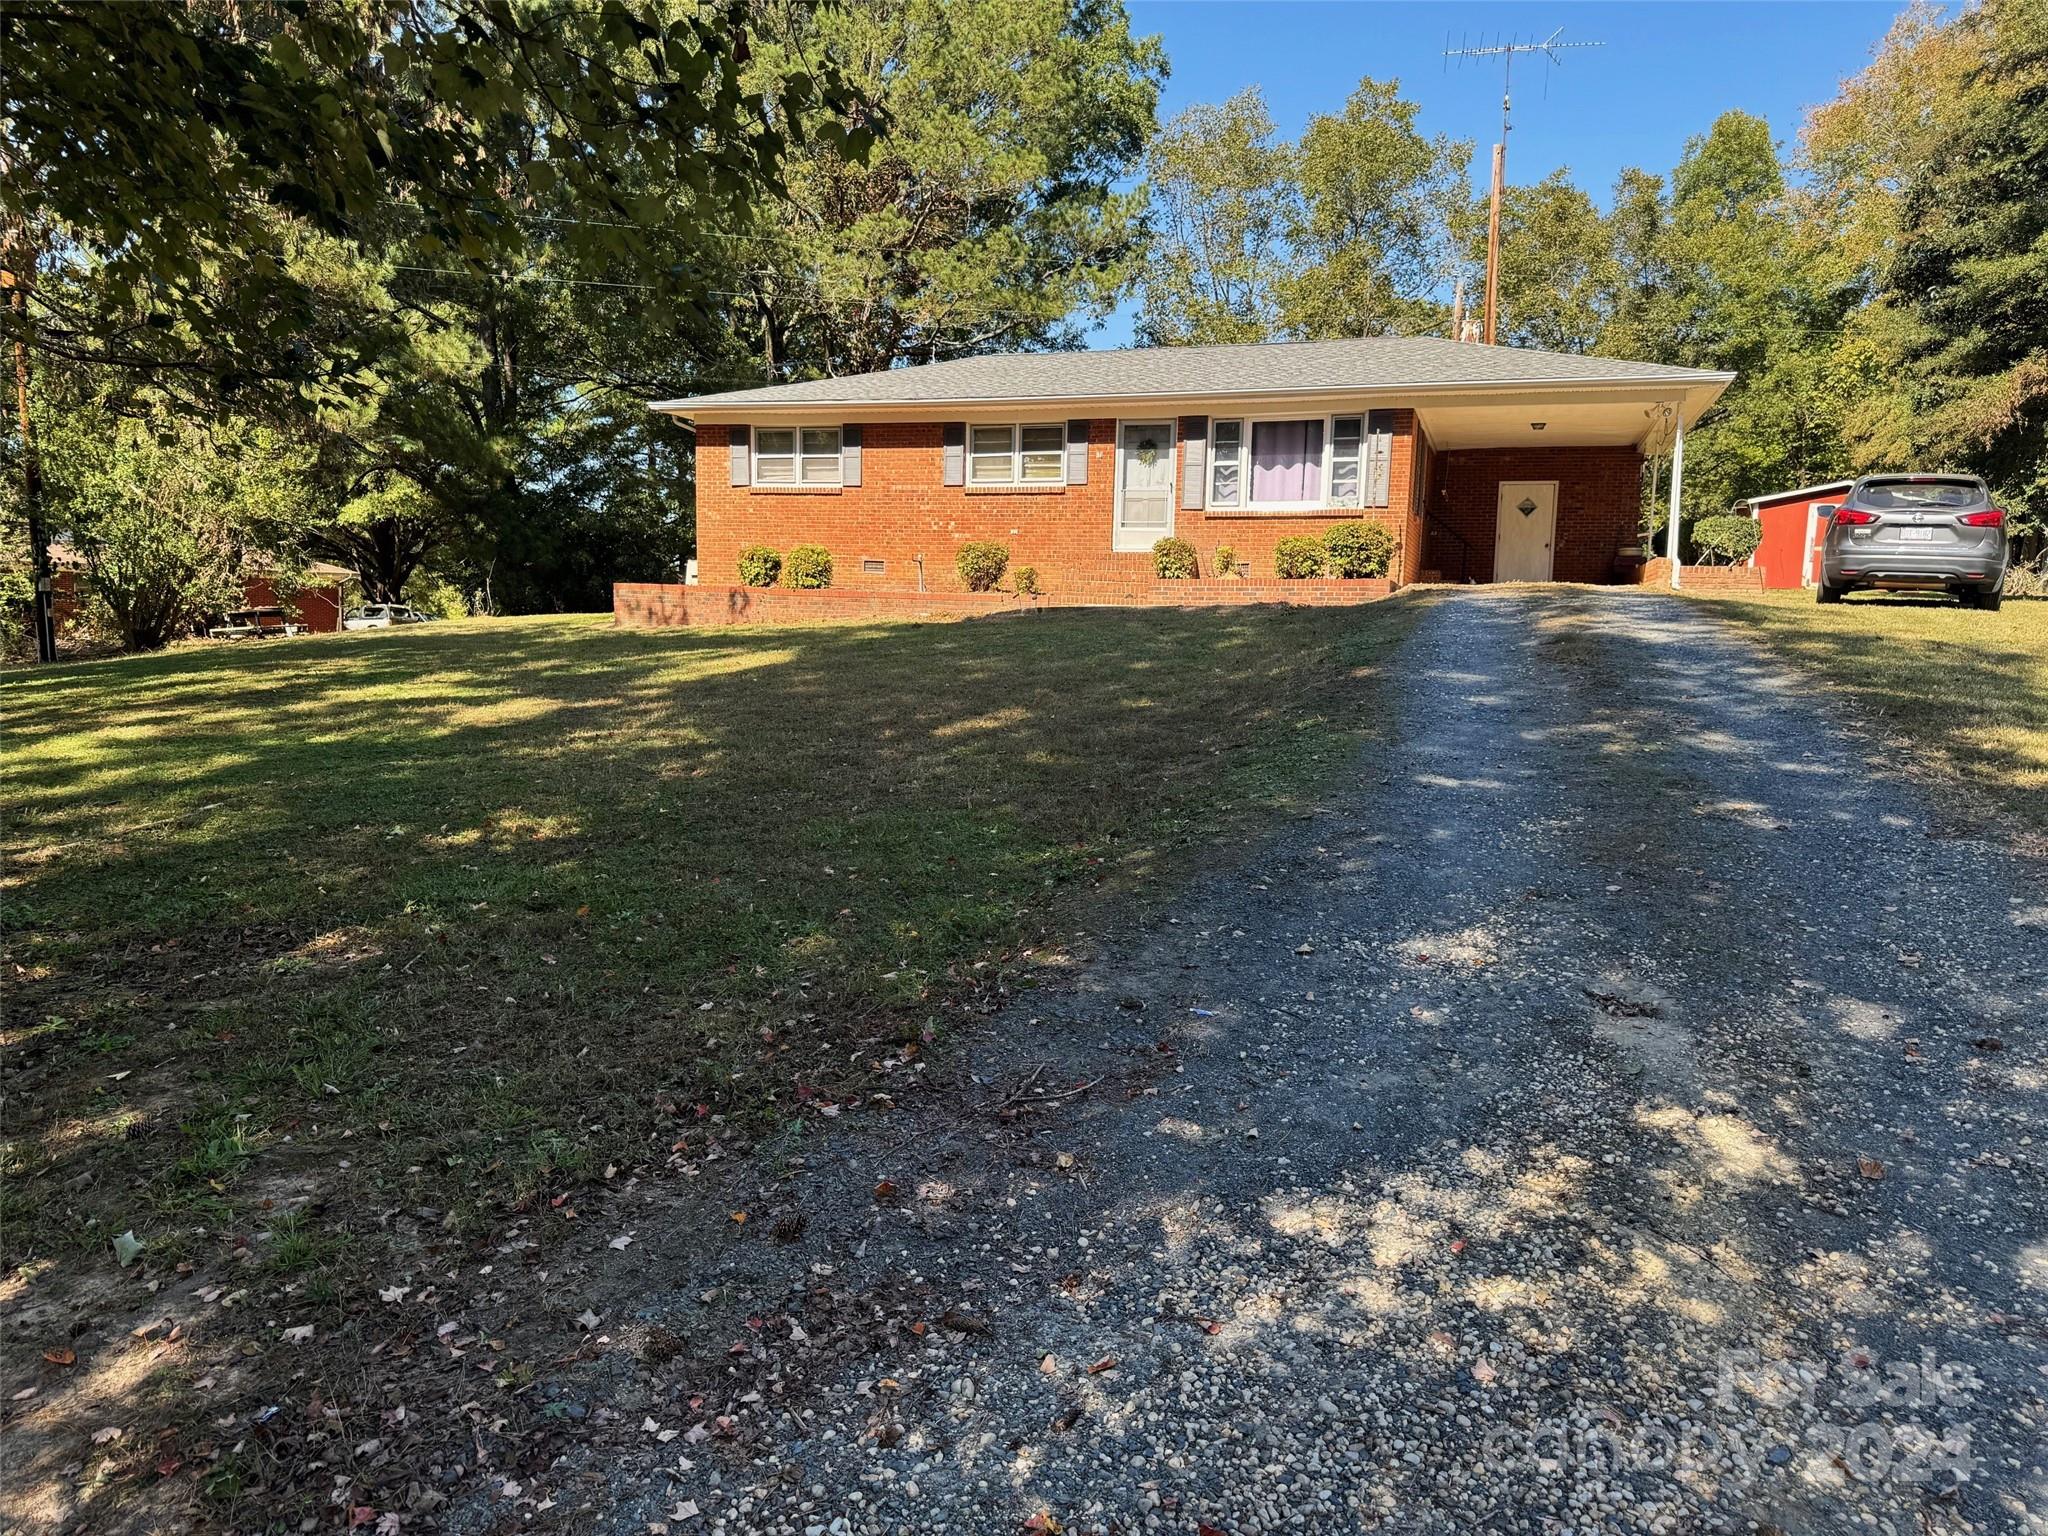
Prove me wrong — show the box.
[1817,474,2009,610]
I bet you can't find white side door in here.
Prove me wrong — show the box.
[1494,480,1558,582]
[1113,421,1176,552]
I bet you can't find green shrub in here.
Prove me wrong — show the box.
[956,541,1010,592]
[1274,535,1326,579]
[1152,536,1198,579]
[737,546,782,587]
[1013,566,1041,596]
[781,544,833,589]
[1214,544,1238,578]
[1689,515,1761,566]
[1323,520,1396,579]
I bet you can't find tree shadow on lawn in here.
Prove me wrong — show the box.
[0,600,1421,1326]
[1703,592,2048,837]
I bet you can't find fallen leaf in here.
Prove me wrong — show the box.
[1293,943,1315,956]
[940,1308,990,1336]
[112,1231,144,1268]
[91,1426,124,1445]
[609,1234,633,1251]
[282,1324,315,1344]
[1972,1036,2004,1052]
[1086,1355,1117,1375]
[1021,1513,1063,1535]
[1857,1156,1886,1180]
[42,1348,76,1367]
[1472,1360,1497,1384]
[729,1210,748,1226]
[873,1180,899,1201]
[575,1310,601,1332]
[1449,1239,1467,1255]
[378,1285,411,1304]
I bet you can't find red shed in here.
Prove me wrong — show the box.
[1741,480,1854,590]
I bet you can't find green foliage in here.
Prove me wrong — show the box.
[36,407,320,651]
[1214,544,1239,577]
[1322,521,1396,578]
[1881,0,2048,549]
[1137,78,1469,345]
[737,0,1163,374]
[1,1,873,394]
[1137,89,1296,345]
[1274,536,1327,580]
[1689,515,1764,566]
[1013,566,1041,596]
[738,547,783,588]
[401,573,470,620]
[955,541,1010,592]
[782,545,834,590]
[1153,537,1198,579]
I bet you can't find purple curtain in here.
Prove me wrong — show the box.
[1251,420,1323,502]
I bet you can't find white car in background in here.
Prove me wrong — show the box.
[342,603,432,631]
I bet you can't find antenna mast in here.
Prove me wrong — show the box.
[1443,27,1602,345]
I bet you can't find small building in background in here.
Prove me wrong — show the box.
[1740,480,1853,590]
[47,541,354,638]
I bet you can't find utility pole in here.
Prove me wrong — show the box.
[1444,28,1603,346]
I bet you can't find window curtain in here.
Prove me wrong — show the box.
[1251,420,1323,502]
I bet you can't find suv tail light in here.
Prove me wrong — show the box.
[1832,507,1878,525]
[1958,508,2006,527]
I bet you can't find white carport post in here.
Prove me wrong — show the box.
[1665,406,1686,590]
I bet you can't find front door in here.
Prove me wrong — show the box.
[1494,480,1558,582]
[1114,421,1176,552]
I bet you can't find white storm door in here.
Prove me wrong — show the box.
[1113,421,1176,552]
[1494,480,1558,582]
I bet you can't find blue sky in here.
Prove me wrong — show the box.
[1092,0,1903,344]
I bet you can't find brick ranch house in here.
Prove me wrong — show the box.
[628,337,1733,620]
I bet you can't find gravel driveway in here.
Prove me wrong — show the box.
[526,589,2046,1536]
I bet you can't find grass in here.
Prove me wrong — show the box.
[2,602,1419,1275]
[1702,589,2048,835]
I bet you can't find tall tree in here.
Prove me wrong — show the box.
[1471,171,1612,353]
[1135,89,1297,346]
[734,0,1164,377]
[1878,0,2048,539]
[1278,79,1469,340]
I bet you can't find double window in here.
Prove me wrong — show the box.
[969,423,1067,485]
[1208,413,1386,511]
[754,426,843,486]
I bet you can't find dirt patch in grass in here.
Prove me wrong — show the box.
[1700,590,2048,840]
[0,598,1421,1531]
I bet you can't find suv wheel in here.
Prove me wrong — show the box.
[1966,587,2003,612]
[1816,582,1846,605]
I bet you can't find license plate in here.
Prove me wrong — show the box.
[1901,526,1935,541]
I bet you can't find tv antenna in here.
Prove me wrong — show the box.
[1444,27,1603,346]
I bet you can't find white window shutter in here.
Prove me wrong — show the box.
[841,425,862,487]
[1366,410,1393,507]
[1181,416,1207,510]
[728,425,750,487]
[1066,420,1089,484]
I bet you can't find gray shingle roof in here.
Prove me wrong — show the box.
[653,336,1732,413]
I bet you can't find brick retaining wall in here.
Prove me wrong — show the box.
[1633,559,1766,593]
[614,579,1396,628]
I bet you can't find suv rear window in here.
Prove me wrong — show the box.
[1857,479,1983,510]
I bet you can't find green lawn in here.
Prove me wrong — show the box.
[2,602,1417,1279]
[1703,589,2048,835]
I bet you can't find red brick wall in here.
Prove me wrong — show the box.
[1633,559,1765,592]
[1428,446,1645,584]
[695,411,1421,595]
[615,579,1396,628]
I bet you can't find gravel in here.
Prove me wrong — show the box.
[484,590,2047,1536]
